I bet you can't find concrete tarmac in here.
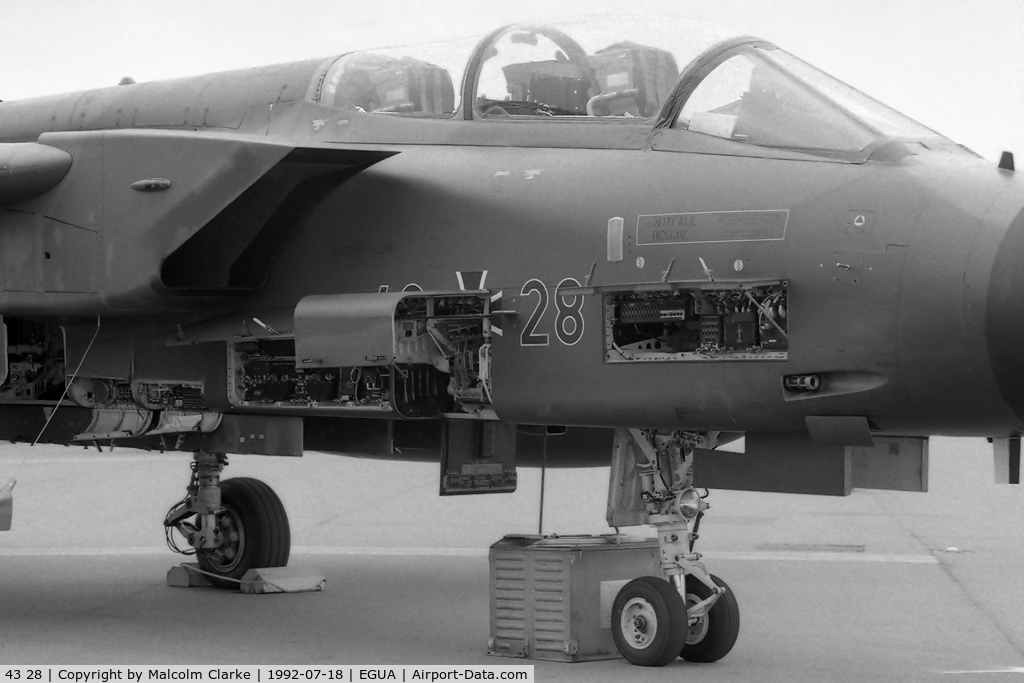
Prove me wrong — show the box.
[1,437,1023,681]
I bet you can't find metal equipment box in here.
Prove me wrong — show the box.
[488,534,661,662]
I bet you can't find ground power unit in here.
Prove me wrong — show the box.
[488,535,661,662]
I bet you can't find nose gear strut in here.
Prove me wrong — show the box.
[622,428,725,620]
[608,428,740,665]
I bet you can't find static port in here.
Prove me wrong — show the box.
[783,374,820,392]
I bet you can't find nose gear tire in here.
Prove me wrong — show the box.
[680,573,740,662]
[611,576,688,667]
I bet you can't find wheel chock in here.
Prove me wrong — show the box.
[239,567,326,594]
[166,563,215,588]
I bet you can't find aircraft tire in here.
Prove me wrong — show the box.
[611,576,688,667]
[197,477,291,589]
[680,573,740,663]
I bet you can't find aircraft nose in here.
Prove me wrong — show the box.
[985,199,1024,422]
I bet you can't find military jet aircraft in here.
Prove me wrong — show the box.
[0,13,1021,667]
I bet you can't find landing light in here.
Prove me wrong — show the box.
[676,488,702,519]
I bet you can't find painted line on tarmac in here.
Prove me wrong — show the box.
[0,546,939,563]
[0,455,186,464]
[0,546,490,558]
[0,547,169,557]
[295,547,939,563]
[293,546,489,557]
[702,550,939,564]
[941,669,1024,675]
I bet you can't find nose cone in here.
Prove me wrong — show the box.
[987,202,1024,422]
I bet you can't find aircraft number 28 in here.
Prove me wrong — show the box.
[519,278,584,347]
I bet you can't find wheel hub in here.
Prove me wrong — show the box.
[202,505,245,572]
[621,597,658,650]
[685,592,710,644]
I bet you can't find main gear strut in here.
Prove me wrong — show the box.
[164,450,226,553]
[162,450,291,587]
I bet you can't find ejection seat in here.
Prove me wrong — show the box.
[500,58,597,116]
[585,42,679,117]
[327,53,455,115]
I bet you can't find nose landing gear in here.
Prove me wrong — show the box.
[164,451,290,588]
[608,429,741,666]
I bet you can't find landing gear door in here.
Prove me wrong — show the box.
[440,418,517,495]
[489,279,601,424]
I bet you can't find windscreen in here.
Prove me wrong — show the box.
[675,48,878,153]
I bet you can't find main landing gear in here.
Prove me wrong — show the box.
[164,451,290,588]
[609,429,740,667]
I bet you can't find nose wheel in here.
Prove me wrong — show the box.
[611,577,688,667]
[681,573,740,662]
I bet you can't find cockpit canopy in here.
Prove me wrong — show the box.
[310,15,948,156]
[312,16,730,120]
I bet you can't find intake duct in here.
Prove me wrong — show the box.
[159,147,394,293]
